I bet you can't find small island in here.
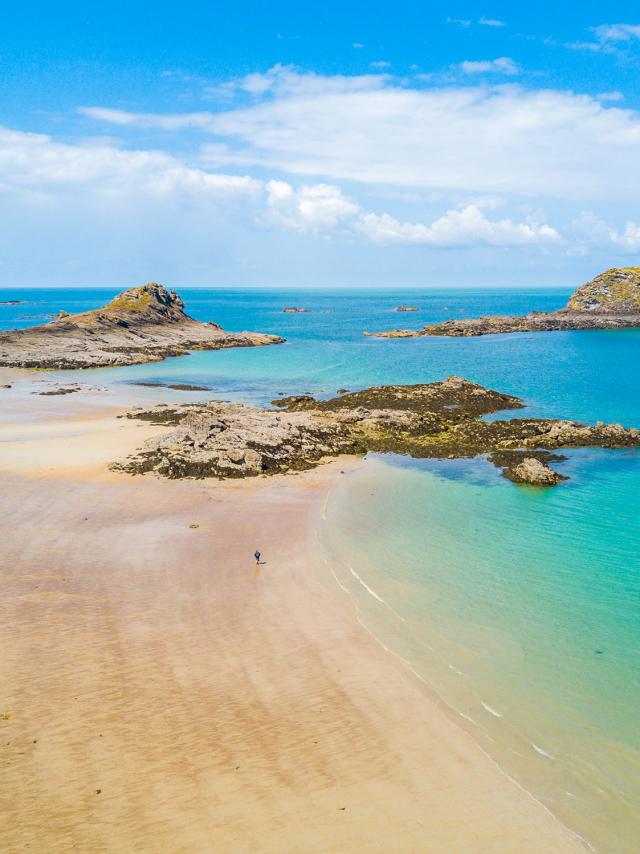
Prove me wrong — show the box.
[394,305,418,312]
[0,283,284,369]
[112,376,640,487]
[283,307,309,313]
[367,267,640,338]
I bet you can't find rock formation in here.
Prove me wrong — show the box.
[366,268,640,338]
[112,376,640,486]
[502,456,567,486]
[394,306,418,312]
[0,283,284,369]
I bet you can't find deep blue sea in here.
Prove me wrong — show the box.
[2,287,639,851]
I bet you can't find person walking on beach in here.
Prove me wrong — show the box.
[254,550,261,565]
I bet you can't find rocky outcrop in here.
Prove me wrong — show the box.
[112,376,640,486]
[567,267,640,312]
[502,457,566,486]
[394,306,418,312]
[0,283,284,369]
[283,307,309,313]
[367,268,640,338]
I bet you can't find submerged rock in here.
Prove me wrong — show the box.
[367,267,640,338]
[0,283,284,369]
[112,377,640,487]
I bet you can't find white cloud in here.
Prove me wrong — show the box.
[595,91,624,102]
[79,106,215,131]
[0,125,566,253]
[593,23,640,42]
[352,42,364,49]
[83,70,640,201]
[447,17,471,28]
[263,181,359,234]
[142,71,640,201]
[370,60,391,69]
[572,212,640,253]
[0,126,260,198]
[612,221,640,251]
[568,22,640,51]
[357,205,560,247]
[479,18,505,28]
[458,57,519,75]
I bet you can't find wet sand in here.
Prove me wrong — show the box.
[0,372,587,852]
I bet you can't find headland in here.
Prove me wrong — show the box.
[367,267,640,338]
[0,282,284,369]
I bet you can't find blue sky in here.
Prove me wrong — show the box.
[2,1,640,287]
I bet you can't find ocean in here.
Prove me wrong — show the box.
[2,286,639,851]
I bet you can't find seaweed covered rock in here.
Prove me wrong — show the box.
[503,457,566,486]
[112,377,640,487]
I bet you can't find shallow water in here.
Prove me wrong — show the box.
[320,452,640,852]
[2,286,639,849]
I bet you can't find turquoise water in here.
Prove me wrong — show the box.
[2,287,639,849]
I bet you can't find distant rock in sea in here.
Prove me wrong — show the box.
[366,267,640,338]
[394,305,418,312]
[283,307,309,313]
[0,282,284,369]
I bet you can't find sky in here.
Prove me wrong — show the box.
[2,1,640,287]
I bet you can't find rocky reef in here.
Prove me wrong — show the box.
[112,376,640,486]
[367,268,640,338]
[0,283,284,369]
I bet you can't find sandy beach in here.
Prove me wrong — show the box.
[0,371,588,852]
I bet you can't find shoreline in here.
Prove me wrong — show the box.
[0,369,588,851]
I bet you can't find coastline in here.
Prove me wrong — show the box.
[0,370,588,852]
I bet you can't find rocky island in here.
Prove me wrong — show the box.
[112,376,639,487]
[0,282,284,369]
[394,305,418,312]
[366,267,640,338]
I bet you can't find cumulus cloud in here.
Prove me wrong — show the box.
[573,212,640,253]
[263,181,359,233]
[0,125,564,252]
[457,57,519,75]
[81,68,640,202]
[357,205,560,247]
[612,221,640,251]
